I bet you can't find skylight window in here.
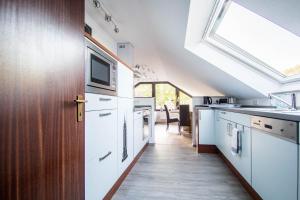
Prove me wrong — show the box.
[214,2,300,77]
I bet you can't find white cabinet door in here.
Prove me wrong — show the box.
[85,93,117,111]
[218,118,229,158]
[85,109,118,200]
[117,62,133,98]
[85,109,117,162]
[230,124,251,184]
[252,128,298,200]
[117,97,134,175]
[85,153,117,200]
[198,110,215,144]
[134,111,143,157]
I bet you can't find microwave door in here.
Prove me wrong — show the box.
[86,49,113,91]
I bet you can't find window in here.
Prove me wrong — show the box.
[155,84,176,110]
[179,91,192,108]
[210,2,300,79]
[134,82,192,110]
[134,84,152,97]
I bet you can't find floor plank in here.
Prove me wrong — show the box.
[112,125,252,200]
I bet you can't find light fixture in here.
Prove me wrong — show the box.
[114,25,119,33]
[105,13,112,22]
[92,0,120,34]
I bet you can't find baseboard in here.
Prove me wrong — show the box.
[217,149,262,200]
[103,143,149,200]
[198,144,218,153]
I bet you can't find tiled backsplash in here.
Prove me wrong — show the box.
[237,91,300,109]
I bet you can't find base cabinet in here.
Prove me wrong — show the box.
[85,108,118,200]
[134,111,144,157]
[216,114,251,184]
[117,97,134,175]
[230,124,251,184]
[252,128,298,200]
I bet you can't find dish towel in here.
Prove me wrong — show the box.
[231,128,241,156]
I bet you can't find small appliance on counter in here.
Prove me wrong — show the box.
[228,97,237,104]
[218,98,228,104]
[203,96,212,104]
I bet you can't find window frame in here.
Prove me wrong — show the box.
[134,81,192,111]
[202,0,300,83]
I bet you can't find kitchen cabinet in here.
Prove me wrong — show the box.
[230,123,251,184]
[85,104,118,200]
[198,109,215,144]
[215,111,251,184]
[85,93,117,111]
[117,62,133,98]
[252,128,298,200]
[216,117,230,159]
[117,97,134,175]
[134,111,144,157]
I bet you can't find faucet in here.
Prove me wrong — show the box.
[268,93,297,111]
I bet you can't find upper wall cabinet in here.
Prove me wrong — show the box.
[117,62,133,98]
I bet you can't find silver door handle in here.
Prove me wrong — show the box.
[99,98,112,101]
[99,151,112,162]
[99,112,112,117]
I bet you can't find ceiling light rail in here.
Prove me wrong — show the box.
[91,0,120,33]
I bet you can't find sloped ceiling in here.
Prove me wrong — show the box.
[86,0,285,98]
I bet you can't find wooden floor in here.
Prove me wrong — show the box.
[112,124,252,200]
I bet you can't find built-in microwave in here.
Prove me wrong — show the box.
[85,39,117,96]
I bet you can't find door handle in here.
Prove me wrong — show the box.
[99,151,112,162]
[74,99,88,103]
[99,98,112,101]
[99,112,112,117]
[74,95,87,122]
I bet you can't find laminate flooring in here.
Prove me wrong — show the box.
[112,124,252,200]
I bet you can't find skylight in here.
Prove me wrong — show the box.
[214,2,300,77]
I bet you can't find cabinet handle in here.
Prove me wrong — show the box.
[99,112,112,117]
[99,151,112,162]
[99,98,112,101]
[221,111,226,115]
[227,123,232,136]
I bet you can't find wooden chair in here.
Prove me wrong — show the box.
[179,105,190,132]
[164,105,179,133]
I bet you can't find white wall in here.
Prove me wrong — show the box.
[85,0,117,53]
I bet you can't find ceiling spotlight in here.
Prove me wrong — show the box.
[105,13,112,22]
[93,0,101,8]
[114,25,119,33]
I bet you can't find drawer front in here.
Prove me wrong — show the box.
[85,93,117,111]
[85,109,117,162]
[231,112,251,127]
[85,152,118,200]
[216,110,231,121]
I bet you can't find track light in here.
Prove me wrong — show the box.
[105,13,112,22]
[92,0,120,34]
[114,25,119,33]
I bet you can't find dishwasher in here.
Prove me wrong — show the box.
[251,116,298,200]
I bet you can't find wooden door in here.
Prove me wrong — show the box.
[0,0,85,199]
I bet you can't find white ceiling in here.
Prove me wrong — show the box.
[86,0,298,98]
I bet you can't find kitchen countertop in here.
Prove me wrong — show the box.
[134,106,152,112]
[195,105,300,122]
